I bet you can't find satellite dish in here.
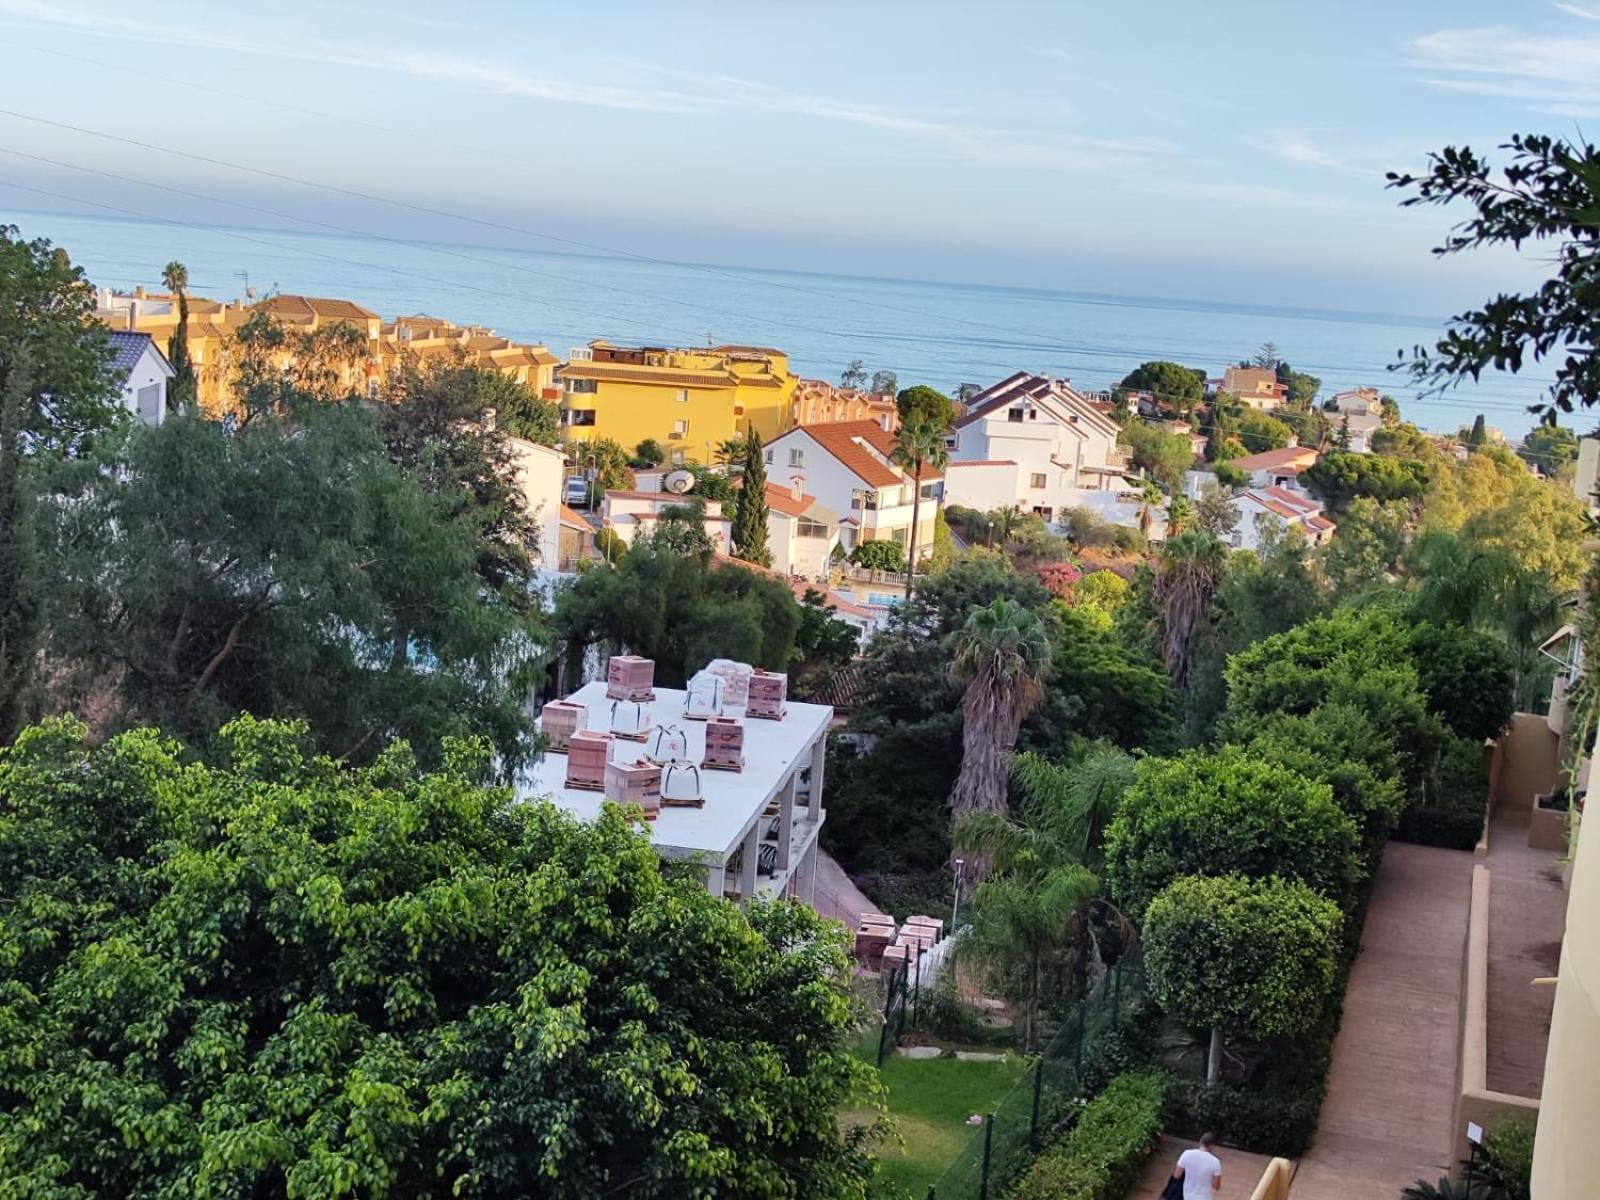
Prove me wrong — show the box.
[663,469,695,494]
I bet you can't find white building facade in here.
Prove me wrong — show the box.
[105,331,172,425]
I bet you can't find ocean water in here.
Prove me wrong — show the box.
[4,207,1556,439]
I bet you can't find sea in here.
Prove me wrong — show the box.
[4,208,1557,440]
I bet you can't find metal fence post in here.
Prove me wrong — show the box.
[925,1188,936,1200]
[978,1112,995,1200]
[1029,1058,1043,1149]
[912,952,922,1030]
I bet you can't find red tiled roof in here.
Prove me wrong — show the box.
[253,294,379,323]
[763,481,816,518]
[559,505,591,529]
[1260,485,1319,514]
[781,420,942,487]
[1229,446,1319,472]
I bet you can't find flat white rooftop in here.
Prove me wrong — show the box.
[517,681,832,863]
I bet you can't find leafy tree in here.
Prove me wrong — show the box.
[1073,570,1131,626]
[685,462,738,505]
[0,715,880,1197]
[1194,481,1240,538]
[1144,875,1342,1084]
[1518,422,1579,476]
[1318,497,1409,593]
[1276,362,1322,407]
[1152,532,1227,691]
[0,356,37,743]
[554,544,803,686]
[930,505,957,571]
[449,368,562,446]
[891,416,949,596]
[840,358,867,390]
[1003,745,1138,868]
[1118,361,1206,418]
[38,403,547,772]
[1388,133,1600,419]
[789,589,860,696]
[731,429,771,566]
[633,437,666,467]
[1381,395,1402,426]
[947,598,1053,866]
[849,539,905,573]
[568,436,632,501]
[0,224,118,454]
[1237,410,1294,452]
[1275,400,1327,449]
[648,500,716,559]
[1035,604,1176,754]
[226,311,369,417]
[1407,620,1516,742]
[1371,419,1437,462]
[870,368,898,396]
[161,260,197,413]
[1103,747,1359,920]
[895,383,957,429]
[1120,420,1195,488]
[1302,451,1431,511]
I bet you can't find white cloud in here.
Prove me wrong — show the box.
[1254,133,1344,169]
[1412,25,1600,116]
[1554,2,1600,20]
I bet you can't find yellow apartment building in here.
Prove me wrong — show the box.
[557,340,799,460]
[95,287,560,414]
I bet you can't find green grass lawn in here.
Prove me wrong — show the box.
[845,1052,1031,1196]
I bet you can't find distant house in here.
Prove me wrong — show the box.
[764,420,940,563]
[558,505,595,570]
[1329,387,1382,416]
[1221,365,1288,411]
[1231,485,1336,552]
[506,437,567,568]
[738,478,841,579]
[601,487,732,553]
[1227,445,1319,489]
[105,331,173,425]
[943,372,1130,524]
[1337,410,1383,454]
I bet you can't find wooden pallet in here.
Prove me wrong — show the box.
[612,730,652,742]
[565,778,606,792]
[661,797,705,808]
[701,757,745,772]
[746,707,787,721]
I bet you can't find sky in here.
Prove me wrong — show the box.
[0,0,1594,313]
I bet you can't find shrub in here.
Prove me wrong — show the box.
[1103,748,1360,919]
[1395,734,1489,849]
[1477,1118,1534,1200]
[1061,506,1121,549]
[1407,621,1516,742]
[1163,1078,1323,1157]
[1010,1071,1166,1200]
[851,539,906,572]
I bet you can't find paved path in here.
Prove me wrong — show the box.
[1290,842,1475,1200]
[1129,1136,1277,1200]
[1483,800,1565,1097]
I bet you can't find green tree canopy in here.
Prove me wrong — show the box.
[1236,410,1295,452]
[1144,874,1342,1082]
[1103,747,1359,919]
[37,402,546,772]
[1518,423,1579,477]
[849,539,905,573]
[1119,420,1195,488]
[1302,451,1431,511]
[1118,361,1206,417]
[1406,620,1516,742]
[895,384,958,429]
[0,224,119,454]
[1388,133,1600,419]
[0,715,878,1198]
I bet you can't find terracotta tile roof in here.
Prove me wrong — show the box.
[1229,446,1319,472]
[781,420,942,488]
[559,505,592,529]
[253,294,379,323]
[559,361,736,388]
[763,481,816,518]
[1260,485,1319,514]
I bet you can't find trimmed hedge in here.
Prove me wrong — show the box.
[1010,1071,1166,1200]
[1394,734,1488,850]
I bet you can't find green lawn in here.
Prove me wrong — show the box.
[846,1052,1031,1196]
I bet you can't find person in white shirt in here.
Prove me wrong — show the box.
[1172,1132,1222,1199]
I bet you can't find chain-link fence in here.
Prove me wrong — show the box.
[926,950,1145,1200]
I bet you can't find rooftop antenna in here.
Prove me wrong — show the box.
[237,270,256,299]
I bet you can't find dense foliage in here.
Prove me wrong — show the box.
[1302,451,1431,511]
[1009,1072,1166,1200]
[0,716,879,1198]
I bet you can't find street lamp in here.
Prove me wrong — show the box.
[584,453,598,510]
[950,858,965,932]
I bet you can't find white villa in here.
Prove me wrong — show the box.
[106,331,173,425]
[942,372,1131,524]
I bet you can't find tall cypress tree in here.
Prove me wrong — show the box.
[732,429,771,567]
[1467,413,1488,447]
[0,352,38,744]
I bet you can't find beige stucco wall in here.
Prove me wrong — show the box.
[1491,713,1561,810]
[1530,723,1598,1198]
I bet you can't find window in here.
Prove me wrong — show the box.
[850,489,877,511]
[1008,407,1025,423]
[671,419,689,438]
[1028,408,1038,420]
[919,482,937,499]
[796,518,830,539]
[788,448,805,467]
[764,449,774,464]
[675,388,689,403]
[1029,472,1047,489]
[564,377,597,395]
[566,409,596,426]
[891,528,907,546]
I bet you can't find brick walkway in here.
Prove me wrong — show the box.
[1483,801,1564,1097]
[1289,842,1475,1200]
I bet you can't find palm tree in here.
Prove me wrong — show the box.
[1152,531,1227,691]
[891,416,949,600]
[989,504,1024,548]
[947,598,1052,872]
[1002,745,1137,868]
[161,261,196,412]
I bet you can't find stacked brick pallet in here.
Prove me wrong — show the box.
[605,757,662,820]
[605,655,656,702]
[539,699,585,753]
[745,669,788,720]
[701,715,744,772]
[564,730,612,790]
[853,915,897,971]
[853,913,944,973]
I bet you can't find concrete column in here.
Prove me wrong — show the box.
[739,823,759,904]
[808,734,827,824]
[777,772,797,873]
[801,840,818,905]
[706,859,723,898]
